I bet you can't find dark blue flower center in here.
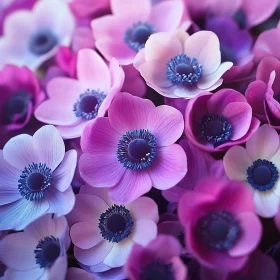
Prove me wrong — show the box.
[34,236,61,269]
[234,10,247,29]
[124,22,155,52]
[99,205,134,243]
[200,114,232,145]
[117,129,156,170]
[2,90,32,123]
[18,163,52,201]
[247,159,279,192]
[140,259,174,280]
[73,89,106,120]
[29,29,58,55]
[166,54,203,86]
[197,211,241,251]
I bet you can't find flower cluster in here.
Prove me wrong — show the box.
[0,0,279,279]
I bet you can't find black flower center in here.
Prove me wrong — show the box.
[128,139,151,161]
[140,259,174,280]
[106,214,126,234]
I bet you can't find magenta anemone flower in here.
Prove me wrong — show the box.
[35,48,124,139]
[0,125,76,230]
[91,0,184,65]
[67,185,158,269]
[0,64,44,132]
[224,124,280,218]
[125,234,187,280]
[178,177,262,271]
[185,88,260,152]
[79,92,187,204]
[163,139,226,203]
[134,30,233,98]
[0,0,75,70]
[246,56,280,128]
[0,214,70,280]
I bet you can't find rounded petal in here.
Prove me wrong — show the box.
[246,124,279,161]
[111,0,151,18]
[66,268,97,280]
[254,191,280,218]
[108,92,155,134]
[79,153,125,188]
[131,219,157,246]
[57,120,87,140]
[33,125,65,171]
[71,222,103,250]
[77,49,110,92]
[4,268,44,280]
[147,105,184,146]
[224,146,252,180]
[170,257,187,280]
[148,145,187,190]
[228,212,262,257]
[108,170,152,204]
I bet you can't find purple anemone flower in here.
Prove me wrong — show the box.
[163,138,226,203]
[178,177,262,271]
[67,185,158,269]
[0,64,44,132]
[91,0,184,65]
[0,125,76,230]
[79,92,187,204]
[125,234,187,280]
[0,214,70,280]
[185,88,260,152]
[35,49,124,139]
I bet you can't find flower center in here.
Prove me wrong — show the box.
[124,22,155,52]
[29,29,58,55]
[34,236,61,269]
[197,211,241,251]
[117,129,156,170]
[139,259,174,280]
[99,205,134,243]
[2,90,32,123]
[247,159,279,191]
[73,89,106,120]
[166,54,203,86]
[200,114,232,145]
[18,163,52,201]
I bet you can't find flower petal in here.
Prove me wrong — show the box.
[148,145,187,190]
[111,0,151,18]
[131,219,157,246]
[254,191,280,218]
[57,120,87,140]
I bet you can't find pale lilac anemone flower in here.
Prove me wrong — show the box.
[0,214,70,280]
[0,125,76,230]
[224,124,280,218]
[134,30,233,98]
[0,0,75,70]
[185,88,260,152]
[178,177,262,271]
[125,235,187,280]
[35,48,124,139]
[79,92,187,204]
[67,185,158,269]
[91,0,184,65]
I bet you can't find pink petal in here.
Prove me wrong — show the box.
[33,125,65,171]
[223,102,252,140]
[228,212,262,257]
[224,146,252,181]
[149,1,184,32]
[184,31,221,75]
[79,153,125,188]
[103,238,134,267]
[71,222,103,250]
[74,240,113,266]
[77,49,110,92]
[246,124,279,161]
[131,219,157,246]
[127,196,159,223]
[108,92,155,134]
[3,134,37,170]
[109,170,152,204]
[145,32,183,62]
[148,145,187,190]
[57,120,88,140]
[147,105,184,146]
[111,0,151,18]
[170,257,188,280]
[53,150,77,192]
[81,118,121,154]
